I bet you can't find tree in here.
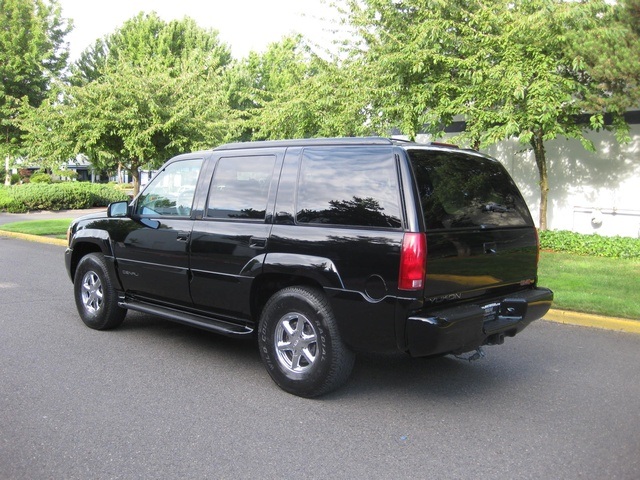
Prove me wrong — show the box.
[339,0,640,229]
[230,35,369,140]
[70,12,232,86]
[0,0,70,184]
[23,13,234,195]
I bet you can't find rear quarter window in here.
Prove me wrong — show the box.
[296,147,402,229]
[408,149,533,230]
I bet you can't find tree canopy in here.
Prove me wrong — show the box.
[5,1,639,227]
[1,0,70,182]
[338,0,640,229]
[22,13,234,194]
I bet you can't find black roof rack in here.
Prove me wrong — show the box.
[214,136,395,151]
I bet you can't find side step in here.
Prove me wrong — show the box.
[119,298,254,337]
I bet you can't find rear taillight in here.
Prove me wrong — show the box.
[398,233,426,291]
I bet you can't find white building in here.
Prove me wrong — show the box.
[417,111,640,238]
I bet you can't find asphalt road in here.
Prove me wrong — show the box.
[1,237,639,480]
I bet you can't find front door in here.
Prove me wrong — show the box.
[112,158,203,306]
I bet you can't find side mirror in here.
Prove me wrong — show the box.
[107,201,130,218]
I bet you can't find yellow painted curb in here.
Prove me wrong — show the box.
[0,229,67,247]
[545,309,640,334]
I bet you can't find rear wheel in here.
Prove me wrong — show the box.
[258,286,355,397]
[73,253,126,330]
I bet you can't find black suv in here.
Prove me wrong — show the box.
[65,137,553,397]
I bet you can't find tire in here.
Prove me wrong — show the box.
[73,253,126,330]
[258,286,355,398]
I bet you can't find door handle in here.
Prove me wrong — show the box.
[250,237,267,249]
[177,231,190,242]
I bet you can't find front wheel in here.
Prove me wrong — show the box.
[73,253,126,330]
[258,286,355,397]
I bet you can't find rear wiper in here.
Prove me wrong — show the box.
[483,202,510,213]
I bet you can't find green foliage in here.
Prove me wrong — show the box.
[0,0,71,157]
[70,12,231,86]
[0,182,129,212]
[21,13,234,195]
[337,0,640,230]
[29,171,52,183]
[233,36,368,140]
[539,230,640,259]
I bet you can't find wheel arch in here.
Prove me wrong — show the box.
[250,272,324,326]
[68,231,118,288]
[250,252,345,323]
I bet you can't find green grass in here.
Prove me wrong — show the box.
[0,219,71,239]
[1,219,638,320]
[539,252,640,320]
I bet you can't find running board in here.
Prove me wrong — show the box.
[119,299,254,337]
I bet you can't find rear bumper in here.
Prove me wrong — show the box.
[406,287,553,357]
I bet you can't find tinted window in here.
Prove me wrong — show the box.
[408,149,532,229]
[296,147,402,228]
[136,159,202,217]
[207,155,276,220]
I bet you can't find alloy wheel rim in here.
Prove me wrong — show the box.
[274,312,318,373]
[81,271,103,313]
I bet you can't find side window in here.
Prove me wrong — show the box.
[296,148,402,228]
[136,159,202,217]
[206,155,276,220]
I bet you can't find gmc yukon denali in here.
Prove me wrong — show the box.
[65,137,553,397]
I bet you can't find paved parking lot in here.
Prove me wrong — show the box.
[1,237,639,479]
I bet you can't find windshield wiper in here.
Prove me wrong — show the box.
[483,202,510,213]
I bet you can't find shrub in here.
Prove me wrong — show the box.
[539,230,640,259]
[29,172,53,183]
[0,182,129,212]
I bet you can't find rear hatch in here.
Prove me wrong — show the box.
[407,147,538,305]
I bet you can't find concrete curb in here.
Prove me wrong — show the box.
[0,229,67,247]
[2,226,638,334]
[544,309,640,334]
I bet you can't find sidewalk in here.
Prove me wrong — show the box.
[1,208,638,334]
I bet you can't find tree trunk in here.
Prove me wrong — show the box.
[131,167,141,196]
[530,130,549,231]
[4,156,11,186]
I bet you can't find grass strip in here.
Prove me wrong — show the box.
[539,252,640,320]
[0,219,71,238]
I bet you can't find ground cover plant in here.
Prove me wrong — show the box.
[539,230,640,259]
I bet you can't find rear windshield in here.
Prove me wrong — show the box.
[408,149,533,230]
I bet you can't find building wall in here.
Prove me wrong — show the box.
[418,119,640,238]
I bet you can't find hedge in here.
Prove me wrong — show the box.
[0,182,130,213]
[539,229,640,259]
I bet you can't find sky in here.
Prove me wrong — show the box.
[58,0,341,60]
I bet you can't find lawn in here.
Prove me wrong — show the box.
[0,219,71,239]
[538,252,640,320]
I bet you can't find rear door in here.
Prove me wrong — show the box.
[407,148,538,303]
[189,151,283,321]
